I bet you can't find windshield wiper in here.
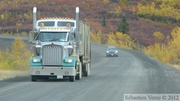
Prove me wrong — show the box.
[49,39,59,41]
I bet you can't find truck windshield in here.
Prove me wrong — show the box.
[57,22,75,27]
[39,32,68,42]
[38,21,55,26]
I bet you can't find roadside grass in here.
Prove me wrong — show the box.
[0,34,31,80]
[0,70,29,80]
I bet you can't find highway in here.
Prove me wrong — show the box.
[0,36,180,101]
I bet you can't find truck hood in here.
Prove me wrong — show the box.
[36,42,70,48]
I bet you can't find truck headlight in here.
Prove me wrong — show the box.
[33,58,41,63]
[64,59,73,63]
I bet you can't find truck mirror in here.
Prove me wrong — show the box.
[28,31,38,43]
[69,41,73,45]
[28,31,34,43]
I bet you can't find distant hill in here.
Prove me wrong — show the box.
[0,0,178,45]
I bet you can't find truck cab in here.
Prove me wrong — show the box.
[29,7,90,82]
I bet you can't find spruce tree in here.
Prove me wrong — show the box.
[117,16,129,34]
[102,15,106,27]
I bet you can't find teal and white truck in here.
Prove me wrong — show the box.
[28,7,91,82]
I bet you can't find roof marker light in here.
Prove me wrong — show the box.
[40,23,44,27]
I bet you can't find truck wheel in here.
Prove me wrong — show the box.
[76,63,82,80]
[69,76,75,82]
[84,64,90,77]
[31,76,37,82]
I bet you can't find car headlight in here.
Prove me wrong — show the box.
[64,59,73,63]
[33,58,41,63]
[115,51,118,53]
[106,51,109,53]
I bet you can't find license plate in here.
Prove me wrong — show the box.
[57,75,63,79]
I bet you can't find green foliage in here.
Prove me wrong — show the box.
[4,11,10,21]
[0,38,31,70]
[117,16,129,34]
[101,15,106,27]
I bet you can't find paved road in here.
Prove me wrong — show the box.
[0,35,28,50]
[0,37,180,101]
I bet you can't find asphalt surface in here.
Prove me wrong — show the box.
[0,35,28,50]
[0,36,180,101]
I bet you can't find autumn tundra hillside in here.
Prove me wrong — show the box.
[0,0,180,70]
[0,0,179,45]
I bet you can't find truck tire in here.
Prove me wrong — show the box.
[84,64,90,77]
[76,63,82,80]
[31,75,37,82]
[69,76,75,82]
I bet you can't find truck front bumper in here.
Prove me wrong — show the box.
[30,66,76,79]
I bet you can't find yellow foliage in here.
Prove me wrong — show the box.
[90,31,134,49]
[90,31,102,44]
[115,32,133,48]
[153,31,164,41]
[144,27,180,64]
[21,31,28,36]
[107,33,117,46]
[12,38,31,70]
[144,44,171,63]
[16,21,22,27]
[0,38,31,70]
[12,38,26,56]
[106,32,134,49]
[103,0,110,4]
[168,27,180,63]
[137,1,180,20]
[170,27,180,39]
[1,14,4,20]
[110,6,122,17]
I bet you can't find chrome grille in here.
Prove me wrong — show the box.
[42,45,63,65]
[110,51,115,54]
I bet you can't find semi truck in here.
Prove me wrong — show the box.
[28,7,91,82]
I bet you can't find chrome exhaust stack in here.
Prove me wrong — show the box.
[74,7,80,63]
[33,7,37,32]
[29,7,37,43]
